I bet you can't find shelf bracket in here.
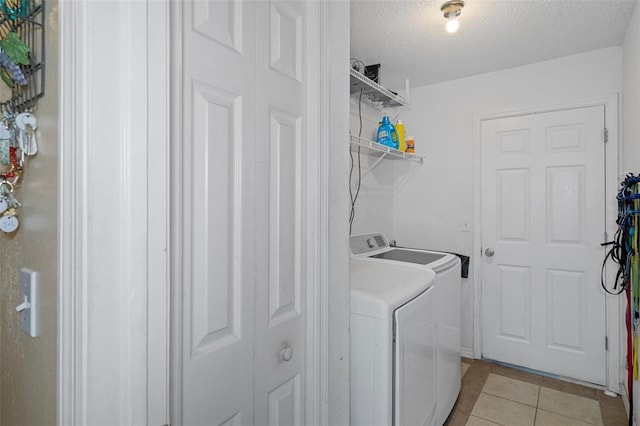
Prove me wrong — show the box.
[360,151,388,179]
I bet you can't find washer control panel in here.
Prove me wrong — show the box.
[350,233,389,255]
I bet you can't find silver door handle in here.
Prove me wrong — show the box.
[485,248,495,257]
[280,344,293,362]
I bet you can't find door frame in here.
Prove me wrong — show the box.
[58,1,166,423]
[472,95,620,392]
[58,1,350,424]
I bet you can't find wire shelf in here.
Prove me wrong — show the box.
[350,68,408,108]
[350,135,423,162]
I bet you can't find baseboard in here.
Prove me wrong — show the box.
[461,347,474,359]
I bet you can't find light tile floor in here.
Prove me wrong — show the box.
[445,359,628,426]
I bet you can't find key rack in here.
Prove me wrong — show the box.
[0,0,45,113]
[0,0,45,235]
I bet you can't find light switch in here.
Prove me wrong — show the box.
[16,268,37,337]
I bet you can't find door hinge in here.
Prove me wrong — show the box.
[605,336,609,351]
[604,127,609,143]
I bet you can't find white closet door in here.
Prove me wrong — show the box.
[174,0,314,424]
[253,0,312,424]
[175,1,257,423]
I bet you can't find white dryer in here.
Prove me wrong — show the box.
[351,233,462,425]
[350,259,437,426]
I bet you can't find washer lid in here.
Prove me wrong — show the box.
[350,259,436,319]
[369,248,458,272]
[371,249,446,265]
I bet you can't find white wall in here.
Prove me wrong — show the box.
[0,2,58,424]
[624,4,640,175]
[328,2,352,423]
[623,2,640,421]
[349,99,397,237]
[349,47,622,355]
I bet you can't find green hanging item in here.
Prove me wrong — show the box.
[0,32,29,65]
[0,68,13,88]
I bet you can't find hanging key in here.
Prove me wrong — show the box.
[0,195,7,214]
[4,189,20,208]
[0,180,20,209]
[15,112,37,156]
[0,122,10,166]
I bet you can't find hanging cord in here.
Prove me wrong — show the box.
[601,174,640,294]
[348,88,364,234]
[632,182,639,426]
[604,173,640,426]
[633,187,639,385]
[629,281,634,426]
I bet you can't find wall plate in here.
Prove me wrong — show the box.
[18,268,37,337]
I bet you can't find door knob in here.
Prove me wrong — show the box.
[279,344,293,362]
[485,248,495,257]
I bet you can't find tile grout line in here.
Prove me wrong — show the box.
[532,383,539,425]
[537,407,601,426]
[446,361,485,425]
[454,361,614,426]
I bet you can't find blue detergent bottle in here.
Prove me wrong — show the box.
[376,116,399,149]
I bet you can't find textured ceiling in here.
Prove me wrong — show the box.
[351,0,637,91]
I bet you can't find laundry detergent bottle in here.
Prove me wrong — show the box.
[376,116,399,149]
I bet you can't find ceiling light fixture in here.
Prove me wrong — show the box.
[441,0,464,33]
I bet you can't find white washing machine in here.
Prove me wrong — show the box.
[350,259,437,426]
[351,233,462,425]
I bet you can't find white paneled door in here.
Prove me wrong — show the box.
[254,0,308,423]
[173,1,314,424]
[481,106,607,385]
